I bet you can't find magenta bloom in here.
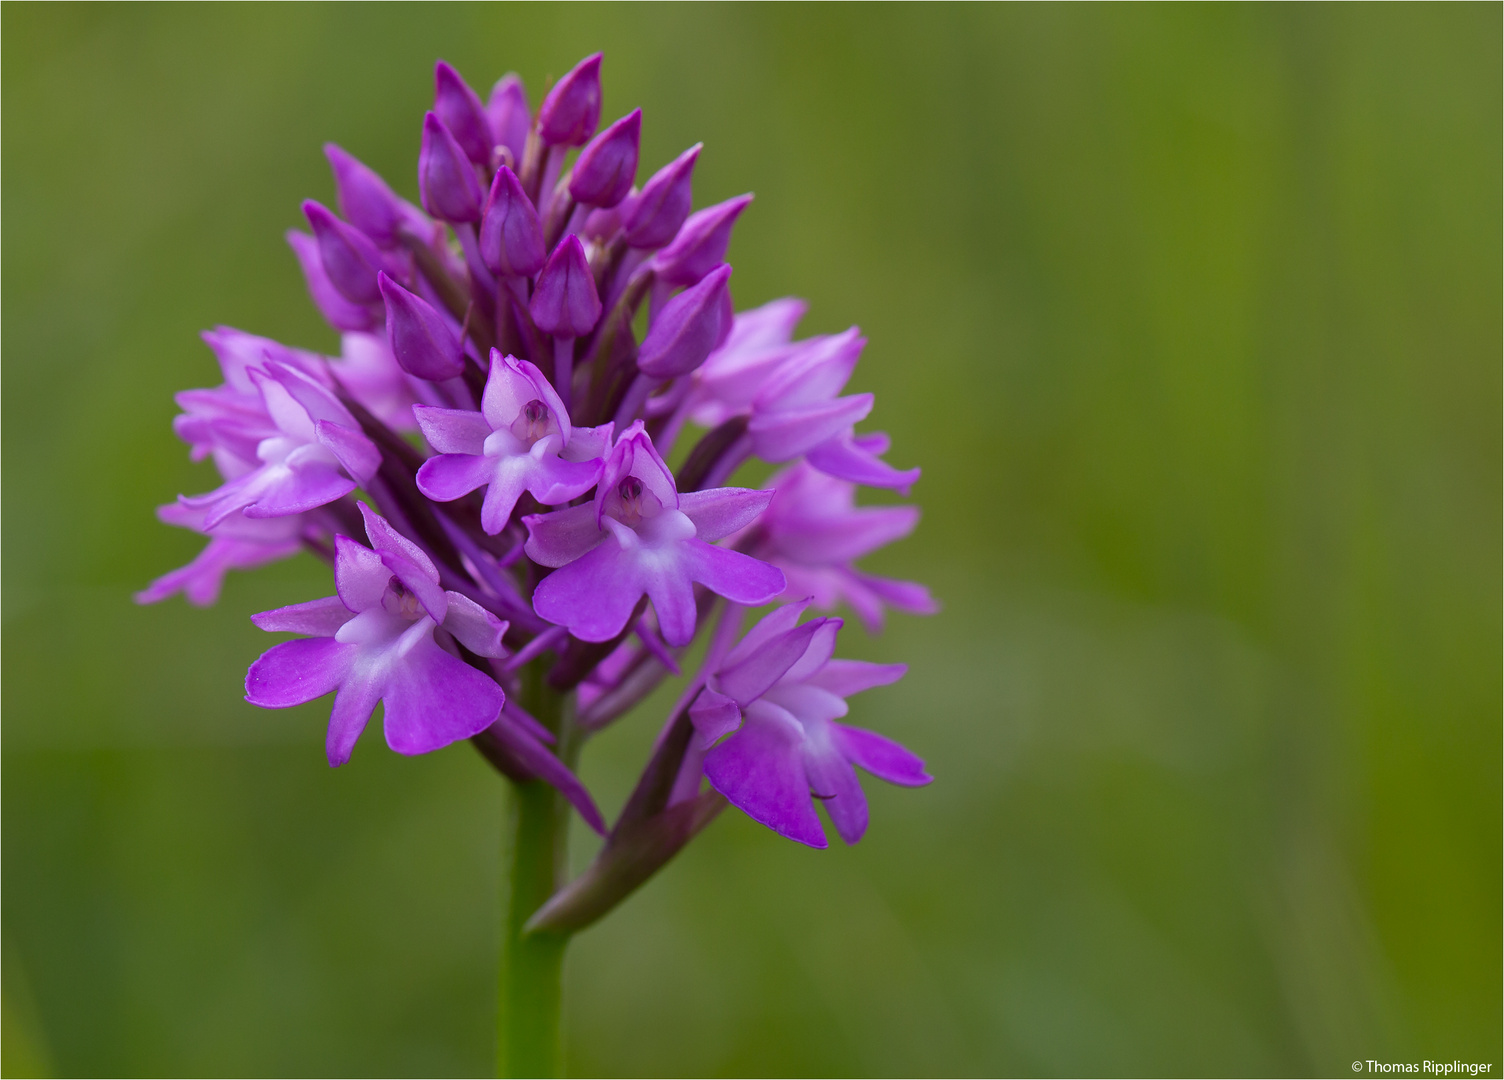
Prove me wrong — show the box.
[524,421,785,645]
[145,52,930,952]
[753,459,938,631]
[692,604,929,848]
[179,359,380,528]
[415,350,611,533]
[246,503,511,765]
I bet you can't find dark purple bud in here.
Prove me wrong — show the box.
[651,193,753,287]
[530,235,601,337]
[302,200,388,305]
[487,73,531,167]
[479,165,546,277]
[537,52,602,147]
[622,143,700,249]
[637,264,732,378]
[379,272,465,381]
[324,144,407,245]
[568,109,641,209]
[419,112,484,223]
[434,60,495,167]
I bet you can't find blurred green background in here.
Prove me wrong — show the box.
[3,3,1498,1076]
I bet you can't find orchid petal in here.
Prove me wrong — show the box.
[704,700,826,849]
[677,487,774,542]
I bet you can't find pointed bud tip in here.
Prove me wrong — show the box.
[538,52,605,146]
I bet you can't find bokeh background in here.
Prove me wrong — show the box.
[3,4,1499,1076]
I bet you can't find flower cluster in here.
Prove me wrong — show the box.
[142,53,934,922]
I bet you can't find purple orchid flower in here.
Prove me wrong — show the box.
[242,501,510,755]
[145,52,931,979]
[744,327,920,492]
[524,421,785,646]
[692,603,929,848]
[750,459,938,632]
[137,503,305,607]
[414,350,612,533]
[178,359,380,528]
[685,296,809,428]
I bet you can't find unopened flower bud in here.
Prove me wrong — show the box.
[569,109,641,209]
[302,200,388,305]
[479,165,546,277]
[286,229,378,332]
[487,73,531,167]
[622,143,700,249]
[324,144,408,245]
[530,235,601,337]
[419,112,484,223]
[433,60,495,167]
[537,53,602,147]
[652,193,753,287]
[379,272,465,380]
[638,264,733,378]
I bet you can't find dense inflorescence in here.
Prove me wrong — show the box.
[141,53,936,925]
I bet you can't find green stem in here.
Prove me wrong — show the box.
[497,662,577,1078]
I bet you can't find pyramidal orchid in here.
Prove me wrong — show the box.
[139,53,934,1078]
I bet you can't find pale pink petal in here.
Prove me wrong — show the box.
[240,464,355,519]
[752,328,864,410]
[805,432,920,492]
[677,487,774,542]
[562,422,613,462]
[251,595,354,635]
[748,394,873,462]
[414,405,491,455]
[443,592,509,657]
[833,723,931,787]
[715,619,823,707]
[359,502,439,582]
[314,419,380,484]
[523,503,604,568]
[780,618,841,684]
[334,535,391,613]
[526,454,603,506]
[721,601,812,669]
[416,452,494,503]
[803,659,907,698]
